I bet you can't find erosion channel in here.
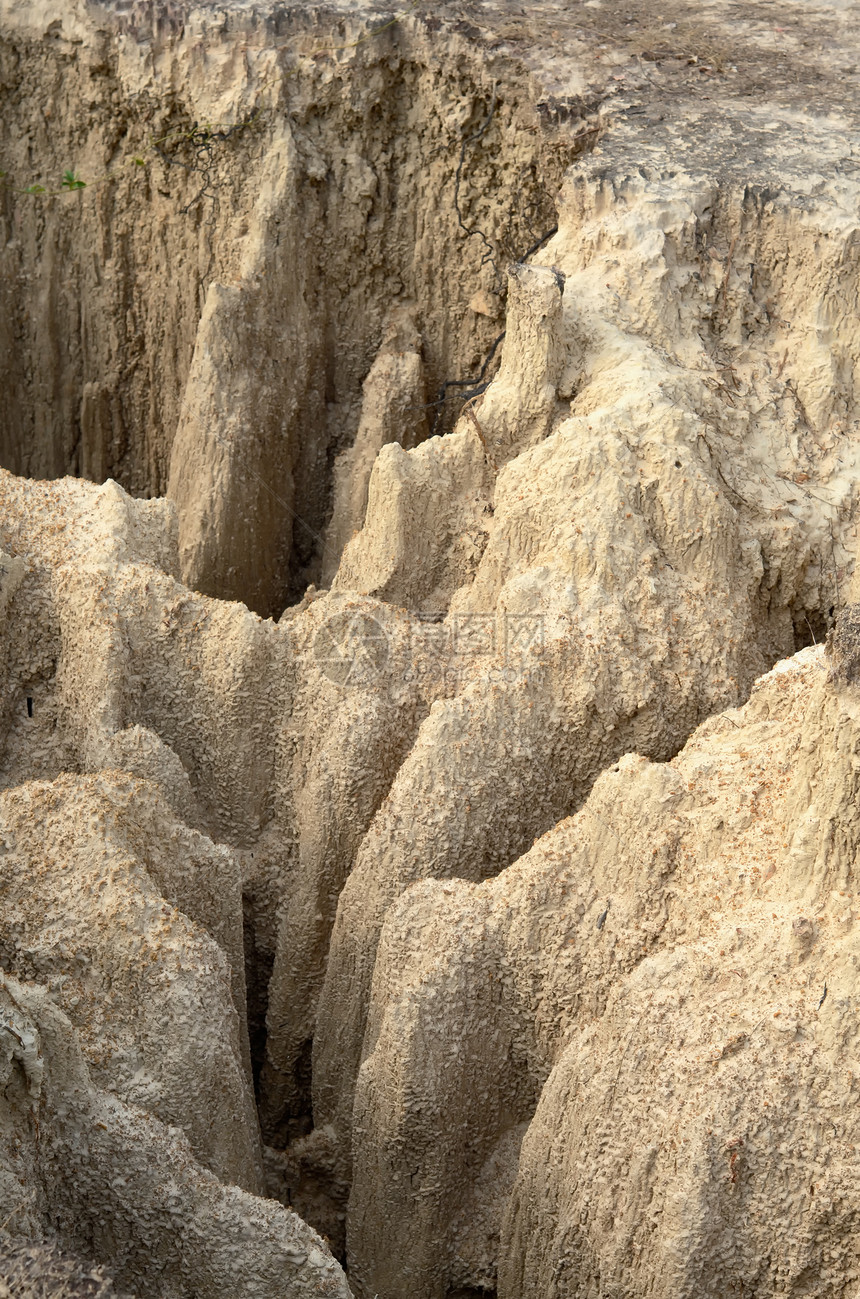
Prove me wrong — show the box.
[3,2,860,1297]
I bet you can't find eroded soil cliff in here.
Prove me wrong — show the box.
[3,1,860,1296]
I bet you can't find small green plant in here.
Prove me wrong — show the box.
[1,2,419,206]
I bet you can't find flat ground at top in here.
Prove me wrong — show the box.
[136,0,860,118]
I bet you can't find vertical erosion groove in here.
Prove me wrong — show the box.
[0,18,585,616]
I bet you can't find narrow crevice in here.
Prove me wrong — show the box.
[242,905,274,1103]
